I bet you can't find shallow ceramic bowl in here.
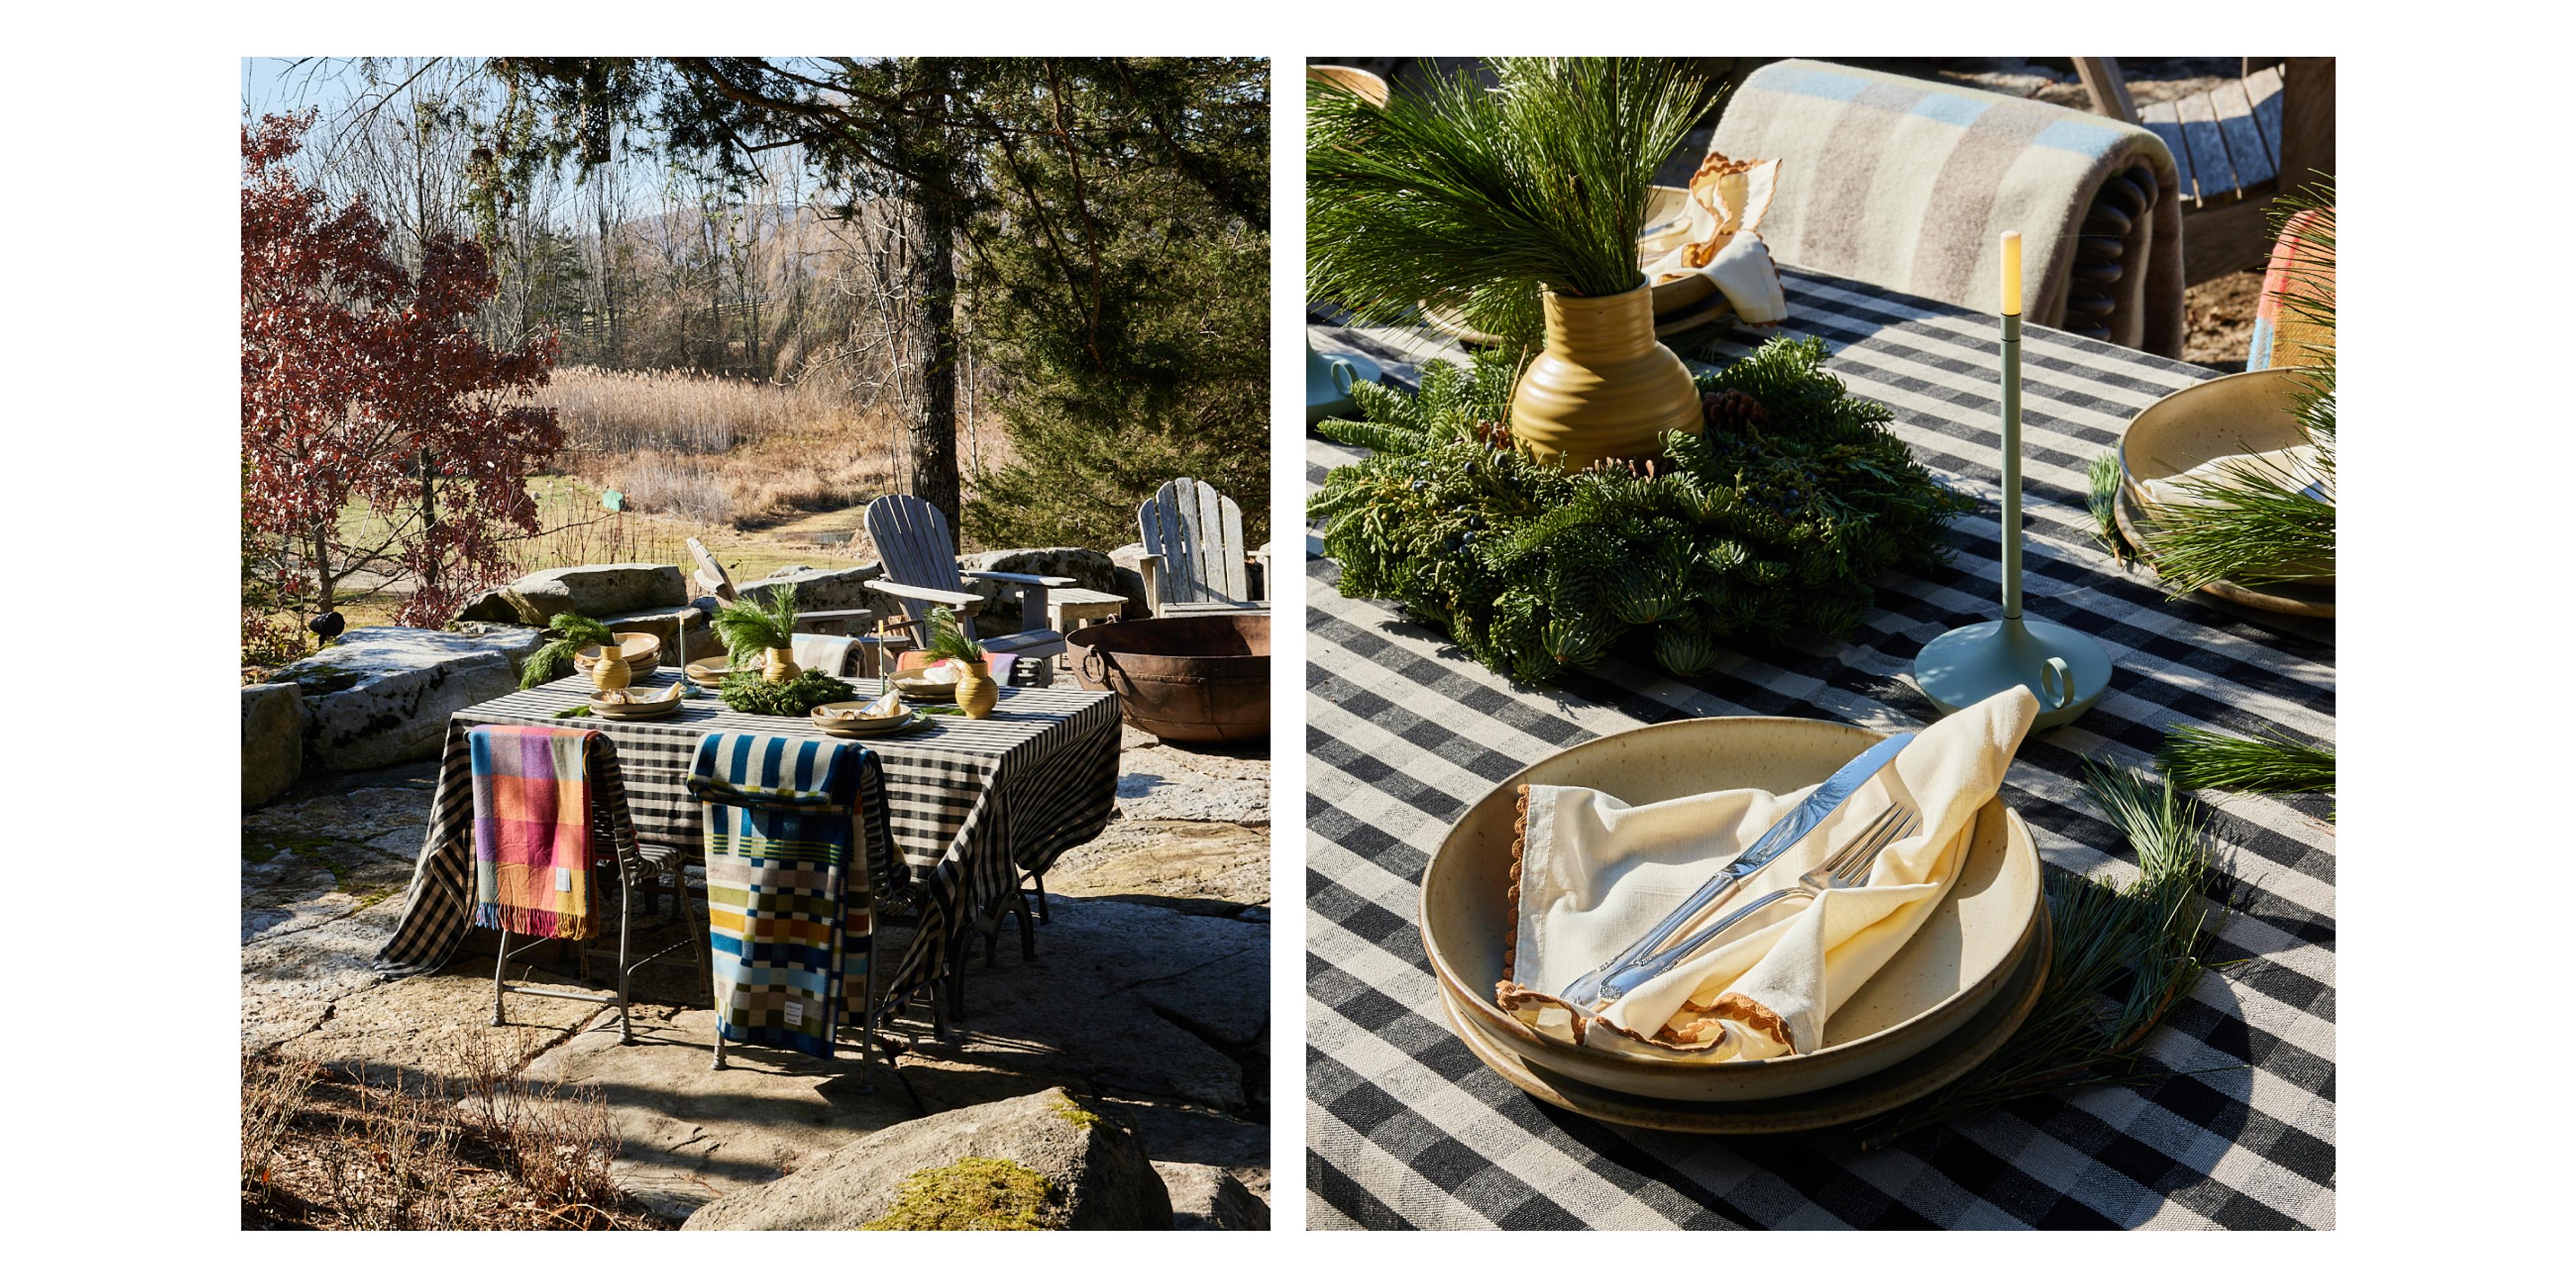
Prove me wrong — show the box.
[888,666,959,700]
[589,686,684,721]
[683,659,737,685]
[811,700,912,735]
[575,633,663,676]
[2118,366,2332,588]
[1421,716,2043,1102]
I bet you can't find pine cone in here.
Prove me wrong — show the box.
[1474,419,1516,453]
[1703,388,1768,435]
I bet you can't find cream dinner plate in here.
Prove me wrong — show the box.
[1420,716,2043,1103]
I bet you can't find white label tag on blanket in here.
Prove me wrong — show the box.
[556,867,574,892]
[784,1000,805,1026]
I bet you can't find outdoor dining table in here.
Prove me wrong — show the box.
[1305,266,2334,1229]
[375,672,1122,1026]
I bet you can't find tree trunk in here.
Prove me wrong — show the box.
[908,58,963,525]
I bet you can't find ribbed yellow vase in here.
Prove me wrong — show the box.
[953,660,999,719]
[761,647,801,684]
[590,647,630,692]
[1509,280,1703,468]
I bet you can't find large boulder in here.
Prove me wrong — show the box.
[449,587,519,624]
[1153,1162,1270,1230]
[272,627,540,771]
[499,564,686,624]
[680,1087,1172,1230]
[598,604,711,665]
[1106,543,1152,612]
[241,683,307,808]
[737,564,887,616]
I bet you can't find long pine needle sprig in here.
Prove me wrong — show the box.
[2158,723,2335,800]
[1308,58,1716,343]
[1858,760,2223,1148]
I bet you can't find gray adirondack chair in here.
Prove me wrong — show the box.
[862,495,1071,686]
[1137,478,1269,616]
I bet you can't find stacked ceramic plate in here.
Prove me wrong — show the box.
[2116,367,2334,619]
[810,699,918,738]
[590,684,686,722]
[574,633,664,680]
[683,658,738,686]
[886,666,960,702]
[1421,717,2049,1132]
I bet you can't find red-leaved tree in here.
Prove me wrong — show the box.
[241,111,563,637]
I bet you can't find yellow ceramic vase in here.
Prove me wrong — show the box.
[953,660,999,719]
[1509,280,1703,468]
[590,647,630,692]
[762,647,802,684]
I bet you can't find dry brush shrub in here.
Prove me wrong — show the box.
[239,1034,653,1231]
[539,366,910,529]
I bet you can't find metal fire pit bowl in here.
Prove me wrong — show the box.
[1065,614,1270,743]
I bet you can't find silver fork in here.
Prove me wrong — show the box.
[1582,805,1919,1006]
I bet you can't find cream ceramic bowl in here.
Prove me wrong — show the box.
[1421,716,2043,1103]
[811,700,912,735]
[888,666,960,700]
[574,632,663,676]
[2118,366,2332,588]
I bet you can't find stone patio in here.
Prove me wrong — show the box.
[241,709,1270,1227]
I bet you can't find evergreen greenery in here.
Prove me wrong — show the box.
[2085,451,2134,563]
[710,584,799,666]
[718,669,858,718]
[2158,722,2335,800]
[1308,58,1717,345]
[1308,338,1972,686]
[2146,181,2334,593]
[519,613,616,690]
[1860,760,2224,1148]
[920,606,981,666]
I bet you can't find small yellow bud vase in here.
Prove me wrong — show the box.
[591,647,630,692]
[953,659,999,718]
[762,647,801,684]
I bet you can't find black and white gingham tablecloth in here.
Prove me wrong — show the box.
[1305,267,2335,1229]
[378,674,1122,1018]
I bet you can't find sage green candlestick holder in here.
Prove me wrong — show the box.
[1914,309,2112,730]
[1307,336,1379,425]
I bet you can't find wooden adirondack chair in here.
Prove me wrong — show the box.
[862,495,1072,686]
[689,537,877,665]
[2075,57,2334,286]
[1137,478,1269,616]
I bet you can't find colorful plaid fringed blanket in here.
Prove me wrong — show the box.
[468,725,638,941]
[686,733,887,1060]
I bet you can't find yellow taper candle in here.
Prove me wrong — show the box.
[2000,229,2022,316]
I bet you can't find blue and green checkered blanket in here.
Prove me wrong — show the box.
[686,733,892,1059]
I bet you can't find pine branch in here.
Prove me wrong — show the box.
[1856,761,2222,1149]
[2159,723,2335,800]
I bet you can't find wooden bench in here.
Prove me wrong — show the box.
[2075,58,2334,286]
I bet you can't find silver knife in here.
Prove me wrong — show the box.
[1553,731,1915,1011]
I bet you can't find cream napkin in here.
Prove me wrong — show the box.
[2136,444,2328,511]
[1640,152,1788,325]
[1499,689,2038,1061]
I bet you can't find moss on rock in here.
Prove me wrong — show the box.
[1051,1096,1102,1130]
[861,1157,1059,1230]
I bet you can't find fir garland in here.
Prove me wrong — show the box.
[1308,337,1972,685]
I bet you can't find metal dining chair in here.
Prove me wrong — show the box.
[480,732,712,1046]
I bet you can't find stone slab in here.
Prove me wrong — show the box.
[1049,820,1271,914]
[1155,1161,1270,1230]
[501,563,687,623]
[272,628,537,772]
[275,968,608,1085]
[242,683,307,808]
[522,1007,923,1222]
